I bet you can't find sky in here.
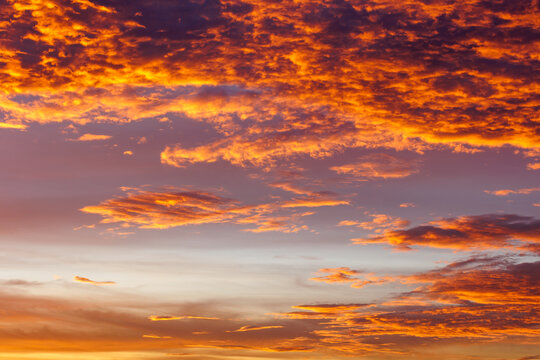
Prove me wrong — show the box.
[0,0,539,359]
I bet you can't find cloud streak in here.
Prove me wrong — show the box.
[331,154,420,180]
[73,276,116,286]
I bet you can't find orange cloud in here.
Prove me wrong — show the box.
[142,334,172,339]
[485,187,540,196]
[310,267,361,283]
[311,267,398,289]
[269,181,312,195]
[399,203,415,208]
[331,153,420,179]
[0,255,537,358]
[0,122,26,130]
[80,187,242,229]
[73,276,115,286]
[281,193,350,208]
[74,134,112,141]
[0,0,537,161]
[81,186,347,232]
[227,325,284,332]
[339,213,409,232]
[279,256,540,355]
[353,214,540,252]
[148,315,220,321]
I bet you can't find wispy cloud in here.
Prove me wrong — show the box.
[227,325,284,332]
[73,134,112,141]
[485,187,540,196]
[148,315,221,321]
[81,186,347,233]
[331,154,420,180]
[73,276,115,286]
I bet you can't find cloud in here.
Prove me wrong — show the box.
[227,325,284,332]
[142,334,172,339]
[485,187,540,196]
[148,315,220,321]
[1,0,537,175]
[81,186,347,232]
[73,276,115,286]
[80,187,242,229]
[269,181,313,195]
[353,214,540,252]
[281,192,350,208]
[0,122,26,130]
[310,267,361,283]
[338,213,409,232]
[331,154,420,179]
[310,267,398,289]
[407,256,540,305]
[279,256,540,355]
[160,121,425,168]
[0,255,537,358]
[399,203,415,208]
[0,279,42,286]
[74,134,112,141]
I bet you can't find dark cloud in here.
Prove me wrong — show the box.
[353,214,540,252]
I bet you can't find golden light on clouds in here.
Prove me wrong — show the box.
[1,0,538,359]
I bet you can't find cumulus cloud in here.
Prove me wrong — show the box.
[0,0,537,169]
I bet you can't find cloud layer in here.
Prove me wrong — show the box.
[1,0,538,170]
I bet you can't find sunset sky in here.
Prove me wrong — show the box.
[0,0,539,359]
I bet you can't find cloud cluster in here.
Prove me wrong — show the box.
[1,0,538,169]
[283,256,540,355]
